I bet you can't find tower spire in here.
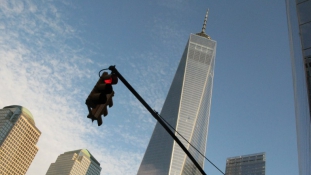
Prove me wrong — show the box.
[201,9,209,34]
[196,9,211,39]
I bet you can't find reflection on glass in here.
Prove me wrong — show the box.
[297,1,311,24]
[301,23,311,49]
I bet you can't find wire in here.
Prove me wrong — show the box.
[98,68,109,77]
[154,110,225,175]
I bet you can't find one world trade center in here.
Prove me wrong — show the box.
[137,10,217,175]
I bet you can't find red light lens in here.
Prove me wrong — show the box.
[104,78,112,84]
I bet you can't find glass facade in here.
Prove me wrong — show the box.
[286,0,311,175]
[225,152,265,175]
[137,33,216,175]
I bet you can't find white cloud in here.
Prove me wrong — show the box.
[0,0,195,174]
[0,0,144,174]
[0,0,25,15]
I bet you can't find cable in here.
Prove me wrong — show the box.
[98,68,109,77]
[154,110,225,175]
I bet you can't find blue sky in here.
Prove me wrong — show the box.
[0,0,297,175]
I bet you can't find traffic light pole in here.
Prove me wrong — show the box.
[109,65,207,175]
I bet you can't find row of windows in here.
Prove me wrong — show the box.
[170,41,215,174]
[0,154,28,174]
[0,118,39,175]
[227,155,265,163]
[9,124,38,149]
[14,118,40,141]
[0,137,37,165]
[304,62,311,68]
[228,158,265,164]
[70,156,91,175]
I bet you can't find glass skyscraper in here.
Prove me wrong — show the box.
[286,0,311,175]
[225,152,265,175]
[46,149,102,175]
[0,105,41,175]
[137,11,216,175]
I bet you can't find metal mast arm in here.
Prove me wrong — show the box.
[109,65,207,175]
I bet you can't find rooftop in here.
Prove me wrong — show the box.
[3,105,35,126]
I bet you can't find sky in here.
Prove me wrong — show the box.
[0,0,298,175]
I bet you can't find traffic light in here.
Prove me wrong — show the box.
[86,72,118,126]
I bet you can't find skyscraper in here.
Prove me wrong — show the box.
[46,149,101,175]
[0,105,41,175]
[225,152,266,175]
[137,10,217,175]
[286,1,311,175]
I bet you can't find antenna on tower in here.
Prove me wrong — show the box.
[196,9,211,39]
[201,9,209,34]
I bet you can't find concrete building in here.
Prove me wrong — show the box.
[286,0,311,174]
[46,149,101,175]
[225,152,266,175]
[0,105,41,175]
[137,10,217,175]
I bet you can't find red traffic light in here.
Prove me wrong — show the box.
[104,74,118,84]
[86,72,118,126]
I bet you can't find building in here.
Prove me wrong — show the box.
[0,105,41,175]
[286,1,311,175]
[46,149,101,175]
[225,152,266,175]
[137,10,217,175]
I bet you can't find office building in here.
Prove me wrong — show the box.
[137,10,217,175]
[286,1,311,175]
[225,152,265,175]
[46,149,101,175]
[0,105,41,175]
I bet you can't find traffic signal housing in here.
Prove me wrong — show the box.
[86,72,118,126]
